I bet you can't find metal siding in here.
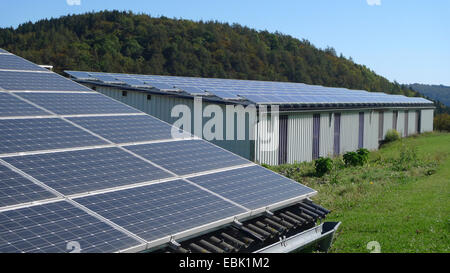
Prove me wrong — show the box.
[358,112,364,148]
[421,109,434,132]
[287,113,313,163]
[278,115,288,164]
[340,112,359,153]
[333,113,341,156]
[397,111,405,137]
[320,113,334,158]
[255,114,279,165]
[383,111,393,137]
[408,110,416,135]
[364,111,379,150]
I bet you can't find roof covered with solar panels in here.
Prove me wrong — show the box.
[0,49,317,253]
[65,70,434,107]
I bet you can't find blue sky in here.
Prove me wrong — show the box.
[1,0,449,85]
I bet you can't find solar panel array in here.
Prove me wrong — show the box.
[0,49,316,253]
[66,70,433,105]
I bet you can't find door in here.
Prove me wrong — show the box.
[378,111,384,140]
[333,113,341,156]
[393,111,398,131]
[416,110,421,133]
[278,115,288,165]
[404,110,409,136]
[312,114,320,160]
[358,112,364,148]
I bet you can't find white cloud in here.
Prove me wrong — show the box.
[366,0,381,6]
[66,0,81,6]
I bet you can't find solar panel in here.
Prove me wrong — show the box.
[65,71,96,81]
[67,71,433,105]
[91,74,124,84]
[3,147,173,195]
[0,71,92,91]
[0,201,141,253]
[188,165,316,210]
[17,93,140,115]
[68,115,191,144]
[175,85,207,95]
[75,180,246,242]
[119,78,149,87]
[0,55,48,72]
[0,92,49,117]
[0,164,56,208]
[0,118,107,155]
[144,81,178,91]
[125,140,249,175]
[0,48,8,53]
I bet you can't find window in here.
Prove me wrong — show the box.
[147,94,152,100]
[122,91,128,97]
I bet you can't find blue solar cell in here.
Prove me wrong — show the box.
[0,48,8,53]
[0,55,48,71]
[0,71,92,91]
[125,140,249,175]
[0,93,49,117]
[119,78,149,87]
[65,71,96,81]
[0,201,140,253]
[17,93,140,115]
[144,81,177,91]
[68,115,190,144]
[0,164,56,208]
[91,74,124,84]
[188,165,315,210]
[0,118,107,154]
[175,85,206,95]
[3,147,173,195]
[75,180,246,242]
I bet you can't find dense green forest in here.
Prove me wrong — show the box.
[0,10,447,112]
[408,84,450,107]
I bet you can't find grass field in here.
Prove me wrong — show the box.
[267,132,450,253]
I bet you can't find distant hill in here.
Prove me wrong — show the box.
[408,84,450,107]
[0,10,440,104]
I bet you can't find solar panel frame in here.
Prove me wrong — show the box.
[68,115,191,144]
[0,92,50,117]
[0,55,48,72]
[75,180,247,242]
[124,140,250,175]
[0,164,57,208]
[3,147,174,196]
[0,71,93,92]
[0,201,142,253]
[0,118,107,155]
[17,93,141,115]
[188,165,316,210]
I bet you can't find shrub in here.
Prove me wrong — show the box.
[384,129,400,143]
[315,157,332,177]
[357,148,370,164]
[434,113,450,131]
[343,149,370,167]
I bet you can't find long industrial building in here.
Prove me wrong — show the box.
[0,49,338,253]
[66,71,435,165]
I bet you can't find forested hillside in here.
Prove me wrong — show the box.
[408,84,450,107]
[0,10,437,102]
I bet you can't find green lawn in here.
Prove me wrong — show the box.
[268,132,450,253]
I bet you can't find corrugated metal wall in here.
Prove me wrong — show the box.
[383,110,393,137]
[397,111,405,136]
[364,110,379,150]
[255,113,279,165]
[319,113,334,158]
[408,111,416,135]
[421,109,434,132]
[340,112,359,153]
[287,113,313,163]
